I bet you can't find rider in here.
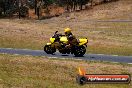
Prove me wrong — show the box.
[52,28,78,50]
[64,28,78,47]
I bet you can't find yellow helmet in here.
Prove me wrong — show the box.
[64,28,71,33]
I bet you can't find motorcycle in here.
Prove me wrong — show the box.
[44,31,88,57]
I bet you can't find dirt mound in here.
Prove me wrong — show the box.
[28,5,64,19]
[60,0,132,20]
[15,0,132,20]
[49,5,64,16]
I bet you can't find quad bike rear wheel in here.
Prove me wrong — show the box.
[44,45,56,54]
[74,45,86,57]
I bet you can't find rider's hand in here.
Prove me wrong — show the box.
[65,44,70,48]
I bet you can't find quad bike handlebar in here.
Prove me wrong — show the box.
[53,31,65,38]
[55,31,58,34]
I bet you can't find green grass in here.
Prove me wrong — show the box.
[0,36,43,50]
[1,19,132,56]
[0,54,131,88]
[88,45,132,56]
[0,2,132,56]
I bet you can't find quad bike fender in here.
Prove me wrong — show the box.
[50,38,55,43]
[60,36,68,43]
[79,38,88,46]
[46,43,52,45]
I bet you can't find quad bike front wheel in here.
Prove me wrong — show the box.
[44,45,56,54]
[74,45,86,57]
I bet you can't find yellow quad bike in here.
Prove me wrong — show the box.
[44,31,88,57]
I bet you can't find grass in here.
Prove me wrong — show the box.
[0,54,131,88]
[89,45,132,56]
[0,0,132,56]
[0,19,132,56]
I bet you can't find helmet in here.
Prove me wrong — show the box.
[64,28,71,34]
